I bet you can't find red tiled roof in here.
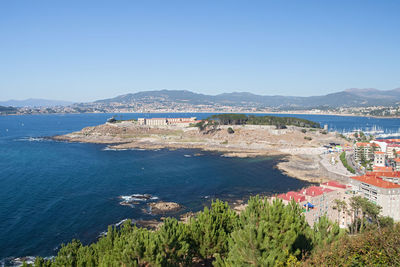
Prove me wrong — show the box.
[302,186,334,197]
[351,174,400,189]
[277,191,306,203]
[387,144,400,148]
[375,151,385,154]
[356,142,380,147]
[322,181,347,189]
[377,139,400,144]
[394,158,400,162]
[366,171,400,178]
[373,166,394,172]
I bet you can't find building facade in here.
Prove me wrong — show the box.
[137,117,197,126]
[350,173,400,221]
[374,151,386,167]
[276,182,351,228]
[354,142,381,162]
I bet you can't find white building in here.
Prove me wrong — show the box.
[373,151,386,167]
[276,182,351,228]
[350,173,400,221]
[137,117,197,126]
[354,142,381,162]
[386,144,400,159]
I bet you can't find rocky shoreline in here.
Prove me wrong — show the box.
[52,121,350,184]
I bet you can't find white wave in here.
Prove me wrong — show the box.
[119,194,157,205]
[184,154,192,157]
[3,256,36,267]
[98,231,108,237]
[115,218,128,227]
[102,147,115,151]
[97,219,136,238]
[15,137,46,142]
[102,147,128,151]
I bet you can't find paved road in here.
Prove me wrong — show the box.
[345,151,363,175]
[320,152,353,178]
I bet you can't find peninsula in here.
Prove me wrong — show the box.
[53,114,351,183]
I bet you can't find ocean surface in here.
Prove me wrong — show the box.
[1,113,400,261]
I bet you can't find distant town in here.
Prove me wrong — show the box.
[1,89,400,117]
[2,100,400,118]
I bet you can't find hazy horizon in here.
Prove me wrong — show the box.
[1,1,400,102]
[3,87,400,104]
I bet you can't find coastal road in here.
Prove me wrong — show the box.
[346,151,362,175]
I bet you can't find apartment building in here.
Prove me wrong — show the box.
[354,142,381,161]
[374,151,386,167]
[394,158,400,171]
[386,144,400,159]
[369,171,400,185]
[350,173,400,221]
[276,182,350,228]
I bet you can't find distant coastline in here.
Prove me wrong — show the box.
[4,111,400,119]
[3,109,400,119]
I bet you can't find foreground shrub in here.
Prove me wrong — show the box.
[215,197,312,266]
[190,200,238,262]
[304,224,400,266]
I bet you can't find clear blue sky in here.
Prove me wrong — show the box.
[1,0,399,102]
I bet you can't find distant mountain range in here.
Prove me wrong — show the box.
[4,88,400,110]
[94,88,400,108]
[0,98,73,107]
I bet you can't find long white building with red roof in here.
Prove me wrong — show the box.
[137,117,198,126]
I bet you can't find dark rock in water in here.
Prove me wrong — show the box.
[119,201,139,206]
[134,194,152,200]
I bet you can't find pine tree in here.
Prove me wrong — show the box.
[215,197,311,266]
[311,216,342,248]
[52,239,82,267]
[190,199,237,262]
[34,257,52,267]
[153,218,191,266]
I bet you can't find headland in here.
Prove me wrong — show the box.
[52,116,352,183]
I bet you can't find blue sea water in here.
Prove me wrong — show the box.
[1,113,400,261]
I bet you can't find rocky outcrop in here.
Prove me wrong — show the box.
[149,201,181,214]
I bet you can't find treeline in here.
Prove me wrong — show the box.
[340,152,356,174]
[197,114,321,129]
[0,105,18,115]
[22,196,399,266]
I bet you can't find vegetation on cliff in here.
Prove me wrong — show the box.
[340,151,356,174]
[0,105,18,115]
[195,114,321,130]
